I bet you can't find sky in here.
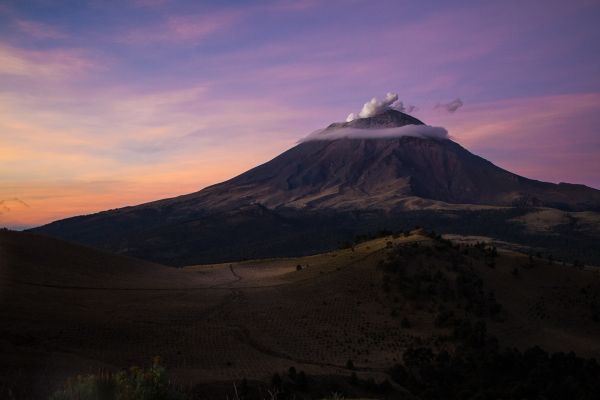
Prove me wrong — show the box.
[1,0,599,229]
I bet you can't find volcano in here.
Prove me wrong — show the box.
[179,110,598,211]
[31,110,600,265]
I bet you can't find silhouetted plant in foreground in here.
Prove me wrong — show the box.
[49,357,186,400]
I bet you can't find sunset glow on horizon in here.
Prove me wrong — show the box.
[1,0,600,229]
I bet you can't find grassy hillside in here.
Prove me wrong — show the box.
[2,229,600,399]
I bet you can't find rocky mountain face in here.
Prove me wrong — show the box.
[143,109,600,212]
[30,109,600,265]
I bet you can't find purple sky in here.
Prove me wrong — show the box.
[1,0,599,228]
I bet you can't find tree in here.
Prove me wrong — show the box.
[288,366,297,380]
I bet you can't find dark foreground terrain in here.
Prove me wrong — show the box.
[2,229,600,399]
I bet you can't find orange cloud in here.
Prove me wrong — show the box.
[0,151,276,229]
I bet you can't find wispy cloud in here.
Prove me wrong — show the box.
[267,0,323,12]
[0,82,309,227]
[303,125,448,142]
[120,10,241,44]
[435,98,464,113]
[0,197,30,212]
[0,198,30,223]
[121,129,206,154]
[132,0,171,7]
[15,19,66,39]
[0,44,98,79]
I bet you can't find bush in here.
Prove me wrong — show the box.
[49,357,186,400]
[49,373,115,400]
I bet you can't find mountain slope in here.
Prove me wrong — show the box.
[30,110,600,265]
[190,133,599,211]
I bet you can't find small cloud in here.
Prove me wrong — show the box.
[120,11,240,44]
[269,0,321,12]
[435,98,463,113]
[132,0,170,7]
[15,19,66,40]
[122,129,206,154]
[393,101,418,114]
[12,198,30,208]
[0,44,97,79]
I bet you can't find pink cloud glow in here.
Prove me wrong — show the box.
[120,9,242,44]
[0,44,99,79]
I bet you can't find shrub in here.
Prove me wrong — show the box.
[49,373,116,400]
[288,366,297,380]
[49,358,186,400]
